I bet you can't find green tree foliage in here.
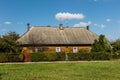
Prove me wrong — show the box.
[112,39,120,52]
[0,31,21,53]
[112,39,120,59]
[91,35,112,52]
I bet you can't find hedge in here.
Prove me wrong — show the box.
[68,53,79,61]
[30,51,113,62]
[68,49,91,61]
[56,52,66,61]
[0,53,24,63]
[0,53,8,63]
[30,52,66,62]
[68,51,111,61]
[91,52,111,60]
[0,51,116,62]
[7,53,24,62]
[30,52,46,62]
[44,52,57,61]
[78,50,91,60]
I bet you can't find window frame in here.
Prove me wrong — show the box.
[56,47,61,52]
[73,47,78,53]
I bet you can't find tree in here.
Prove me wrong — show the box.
[91,34,112,52]
[90,35,112,60]
[0,31,21,53]
[110,39,120,59]
[112,39,120,52]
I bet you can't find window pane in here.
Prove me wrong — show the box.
[56,47,61,52]
[73,47,78,53]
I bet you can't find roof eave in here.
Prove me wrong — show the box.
[20,44,92,47]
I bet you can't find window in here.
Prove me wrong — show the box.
[35,48,38,52]
[73,47,78,53]
[37,47,43,52]
[34,47,45,52]
[56,47,61,52]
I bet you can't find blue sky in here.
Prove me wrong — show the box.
[0,0,120,41]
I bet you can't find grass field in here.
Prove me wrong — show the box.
[0,61,120,80]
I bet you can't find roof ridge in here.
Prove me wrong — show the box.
[32,26,87,29]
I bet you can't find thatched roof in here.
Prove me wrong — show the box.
[17,25,99,46]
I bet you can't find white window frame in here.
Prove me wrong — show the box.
[35,47,43,52]
[73,47,78,53]
[35,47,38,52]
[56,47,61,52]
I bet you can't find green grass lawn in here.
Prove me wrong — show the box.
[0,61,120,80]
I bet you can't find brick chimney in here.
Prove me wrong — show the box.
[86,26,90,30]
[27,23,30,31]
[59,24,64,30]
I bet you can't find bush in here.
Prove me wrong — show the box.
[0,53,8,62]
[91,52,111,60]
[56,52,66,61]
[68,53,79,61]
[30,52,57,61]
[68,50,111,61]
[30,51,112,62]
[112,50,120,59]
[68,50,91,61]
[0,53,24,62]
[7,53,24,62]
[18,53,24,62]
[30,52,66,62]
[44,52,57,61]
[30,52,46,62]
[78,50,91,61]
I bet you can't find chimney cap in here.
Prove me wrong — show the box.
[27,23,30,26]
[27,23,30,31]
[86,26,90,30]
[59,24,64,30]
[59,24,63,26]
[47,25,51,27]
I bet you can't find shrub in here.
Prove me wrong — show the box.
[0,53,8,62]
[18,53,24,62]
[68,49,91,61]
[91,52,111,60]
[112,50,120,59]
[30,52,66,62]
[0,53,23,62]
[68,53,79,61]
[7,53,24,62]
[78,50,91,61]
[56,52,66,61]
[44,52,57,61]
[30,52,46,62]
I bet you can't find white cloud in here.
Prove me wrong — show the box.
[4,21,12,25]
[93,23,106,29]
[55,12,85,21]
[100,24,105,28]
[106,18,111,22]
[94,24,98,26]
[73,21,91,27]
